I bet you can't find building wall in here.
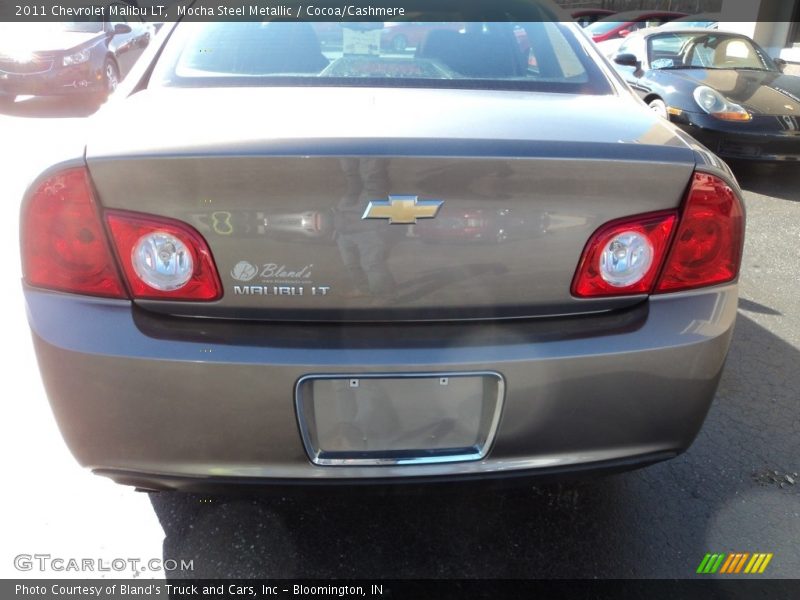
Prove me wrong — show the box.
[720,0,799,74]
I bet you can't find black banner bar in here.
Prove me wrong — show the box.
[4,579,800,600]
[0,0,784,23]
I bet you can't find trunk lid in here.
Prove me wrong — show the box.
[86,87,696,321]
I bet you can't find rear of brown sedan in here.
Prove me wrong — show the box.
[20,10,745,490]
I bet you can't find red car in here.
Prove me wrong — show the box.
[571,9,616,28]
[586,10,687,42]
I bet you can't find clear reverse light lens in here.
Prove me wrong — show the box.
[600,231,654,287]
[132,232,193,291]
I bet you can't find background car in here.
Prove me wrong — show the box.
[586,10,688,42]
[588,10,688,57]
[21,15,745,490]
[571,9,617,28]
[659,13,720,30]
[0,15,152,106]
[612,28,800,161]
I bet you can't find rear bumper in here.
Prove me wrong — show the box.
[97,451,679,492]
[25,284,738,486]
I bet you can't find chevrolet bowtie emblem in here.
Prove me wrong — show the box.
[362,195,444,224]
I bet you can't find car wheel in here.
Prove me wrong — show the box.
[648,98,668,119]
[0,94,15,109]
[91,58,120,105]
[104,58,120,95]
[392,35,408,52]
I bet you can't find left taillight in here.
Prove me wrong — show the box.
[21,167,127,298]
[105,211,222,301]
[21,166,223,302]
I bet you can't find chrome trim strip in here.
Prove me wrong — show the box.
[294,371,505,467]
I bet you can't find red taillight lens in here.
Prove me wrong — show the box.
[655,173,744,293]
[572,171,744,298]
[571,212,678,298]
[21,167,126,298]
[105,211,222,301]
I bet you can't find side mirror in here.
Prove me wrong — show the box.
[774,57,787,72]
[613,53,641,69]
[619,29,631,38]
[113,23,132,35]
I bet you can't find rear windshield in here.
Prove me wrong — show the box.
[150,21,612,94]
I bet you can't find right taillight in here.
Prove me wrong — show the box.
[571,211,677,298]
[654,172,744,293]
[572,171,743,298]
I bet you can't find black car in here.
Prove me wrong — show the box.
[612,29,800,162]
[0,17,153,106]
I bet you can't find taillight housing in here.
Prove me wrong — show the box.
[572,172,743,298]
[655,173,744,293]
[106,211,222,301]
[21,167,126,298]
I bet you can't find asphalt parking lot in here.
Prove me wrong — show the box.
[0,97,797,580]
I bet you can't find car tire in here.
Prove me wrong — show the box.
[91,58,120,105]
[392,35,408,52]
[648,98,668,119]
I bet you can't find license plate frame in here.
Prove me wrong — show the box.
[295,372,505,466]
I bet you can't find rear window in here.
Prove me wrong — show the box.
[150,21,612,94]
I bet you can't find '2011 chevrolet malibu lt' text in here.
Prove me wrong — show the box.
[21,5,745,490]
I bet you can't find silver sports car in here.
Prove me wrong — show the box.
[21,8,745,490]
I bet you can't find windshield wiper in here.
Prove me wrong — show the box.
[657,65,719,70]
